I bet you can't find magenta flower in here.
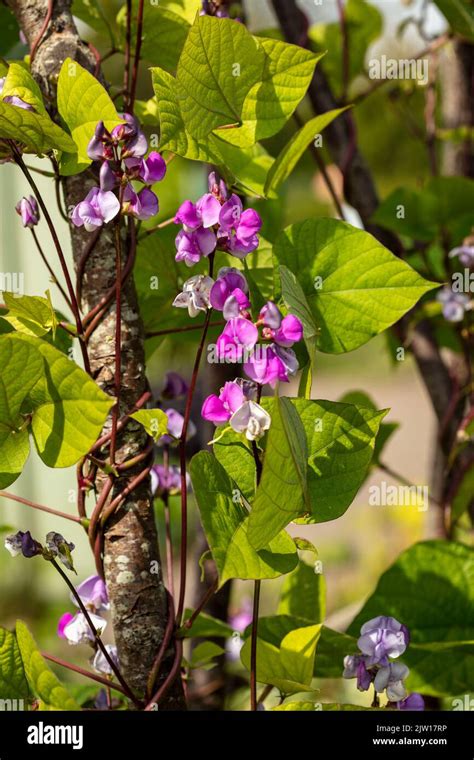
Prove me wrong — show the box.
[175,194,221,231]
[175,228,217,266]
[123,185,158,220]
[217,194,261,257]
[58,611,107,645]
[216,317,258,362]
[15,195,39,228]
[243,345,290,386]
[260,303,303,347]
[124,151,167,184]
[229,599,253,633]
[71,187,120,231]
[210,267,250,319]
[208,170,228,202]
[201,380,246,424]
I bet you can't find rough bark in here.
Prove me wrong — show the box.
[440,40,474,178]
[7,0,183,706]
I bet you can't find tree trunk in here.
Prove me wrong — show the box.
[8,0,184,707]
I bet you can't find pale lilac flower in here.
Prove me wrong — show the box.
[123,185,158,220]
[175,228,217,266]
[217,194,261,257]
[161,371,189,399]
[201,380,246,424]
[58,611,107,645]
[229,599,252,633]
[92,645,119,676]
[45,531,76,572]
[374,662,409,701]
[15,196,39,228]
[4,530,42,559]
[449,244,474,267]
[342,655,373,691]
[229,400,271,441]
[125,152,166,184]
[172,274,214,317]
[3,95,34,110]
[437,287,470,322]
[216,317,258,362]
[72,575,109,612]
[396,693,424,711]
[358,616,409,666]
[151,465,189,497]
[71,187,120,231]
[158,408,196,445]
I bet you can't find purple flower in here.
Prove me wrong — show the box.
[71,187,120,231]
[151,464,187,496]
[201,380,246,424]
[260,303,303,348]
[4,530,42,559]
[92,645,119,675]
[15,195,39,228]
[396,693,425,711]
[217,194,261,257]
[125,152,166,184]
[437,287,471,322]
[45,531,76,572]
[3,95,34,110]
[87,121,113,161]
[175,194,221,231]
[229,599,252,633]
[123,185,158,220]
[229,400,271,441]
[243,344,295,387]
[175,228,217,266]
[374,662,410,701]
[99,161,117,191]
[72,575,109,612]
[161,371,189,400]
[357,616,409,666]
[58,611,107,645]
[342,655,373,691]
[158,408,196,445]
[216,317,258,362]
[449,244,474,267]
[210,267,250,319]
[208,171,228,202]
[173,274,214,317]
[114,114,148,158]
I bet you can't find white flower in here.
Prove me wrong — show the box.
[172,275,214,318]
[4,534,23,557]
[229,400,271,441]
[63,612,107,645]
[92,645,119,675]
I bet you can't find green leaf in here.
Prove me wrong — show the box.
[13,333,114,468]
[186,641,225,671]
[217,140,275,198]
[0,627,29,700]
[338,390,399,465]
[452,467,474,523]
[248,396,310,550]
[274,218,438,353]
[433,0,474,41]
[15,621,80,710]
[264,108,349,195]
[220,38,323,148]
[348,540,474,696]
[130,409,168,441]
[2,291,58,338]
[189,451,298,587]
[2,63,48,115]
[0,101,76,155]
[240,615,321,694]
[279,264,319,365]
[274,701,373,711]
[313,626,358,678]
[177,16,266,138]
[0,334,44,489]
[278,561,326,623]
[57,58,123,169]
[72,0,115,45]
[180,610,233,640]
[213,428,255,501]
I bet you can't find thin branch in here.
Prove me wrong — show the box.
[42,651,128,697]
[0,490,84,525]
[30,228,73,312]
[146,319,225,339]
[129,0,145,112]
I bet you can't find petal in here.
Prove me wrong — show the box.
[201,394,231,424]
[219,194,242,230]
[195,227,217,256]
[196,193,221,227]
[237,208,262,239]
[175,200,200,228]
[143,151,167,183]
[220,381,245,413]
[96,190,120,223]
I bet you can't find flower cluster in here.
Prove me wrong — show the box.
[175,267,303,387]
[343,615,424,710]
[57,574,118,675]
[5,530,75,571]
[71,115,166,232]
[437,286,471,323]
[174,173,262,266]
[202,378,271,441]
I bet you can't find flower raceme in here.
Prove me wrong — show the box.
[201,379,271,442]
[5,529,75,571]
[57,574,109,647]
[71,115,166,231]
[343,615,424,710]
[174,173,262,266]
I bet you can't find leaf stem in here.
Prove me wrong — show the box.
[41,651,128,697]
[0,490,83,525]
